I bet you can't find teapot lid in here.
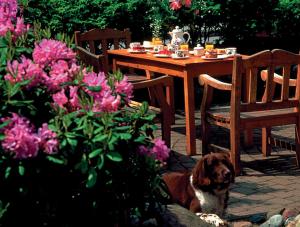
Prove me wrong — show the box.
[172,26,182,33]
[194,44,203,50]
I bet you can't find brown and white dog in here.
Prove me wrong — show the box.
[163,152,235,225]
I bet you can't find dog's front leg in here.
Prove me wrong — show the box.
[195,213,228,227]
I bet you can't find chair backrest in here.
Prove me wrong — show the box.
[232,49,300,116]
[74,28,132,74]
[76,46,104,73]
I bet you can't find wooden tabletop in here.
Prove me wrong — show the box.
[107,49,235,67]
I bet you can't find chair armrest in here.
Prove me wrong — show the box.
[198,74,232,91]
[261,70,296,86]
[76,46,105,73]
[132,75,172,90]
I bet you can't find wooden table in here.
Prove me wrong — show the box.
[108,49,234,155]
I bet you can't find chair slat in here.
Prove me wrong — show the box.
[282,65,291,101]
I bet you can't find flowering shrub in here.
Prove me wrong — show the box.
[169,0,192,11]
[0,0,170,226]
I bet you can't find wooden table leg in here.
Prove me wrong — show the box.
[183,72,196,155]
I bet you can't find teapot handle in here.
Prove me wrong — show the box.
[183,32,190,43]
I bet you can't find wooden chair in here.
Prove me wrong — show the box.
[76,44,172,148]
[74,28,175,122]
[199,49,300,175]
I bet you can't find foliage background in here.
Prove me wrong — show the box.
[22,0,300,54]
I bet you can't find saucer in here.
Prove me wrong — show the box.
[154,54,170,58]
[171,54,189,59]
[128,49,146,53]
[201,54,229,60]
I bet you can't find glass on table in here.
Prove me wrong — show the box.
[152,37,163,45]
[180,43,189,51]
[205,42,214,50]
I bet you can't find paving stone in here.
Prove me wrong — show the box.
[161,110,300,222]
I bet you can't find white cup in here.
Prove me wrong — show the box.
[225,47,237,56]
[130,42,141,49]
[194,44,205,56]
[153,45,164,52]
[175,49,188,58]
[143,41,152,48]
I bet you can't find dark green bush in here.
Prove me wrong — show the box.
[23,0,300,53]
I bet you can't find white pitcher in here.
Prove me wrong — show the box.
[169,26,190,45]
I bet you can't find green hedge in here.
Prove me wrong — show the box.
[23,0,300,54]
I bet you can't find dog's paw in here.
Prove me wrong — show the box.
[196,213,228,227]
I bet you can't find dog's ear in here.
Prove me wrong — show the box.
[222,153,235,183]
[192,155,211,187]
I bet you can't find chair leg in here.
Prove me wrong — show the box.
[161,114,171,148]
[166,76,175,124]
[230,128,241,176]
[201,116,210,155]
[295,124,300,167]
[262,127,271,157]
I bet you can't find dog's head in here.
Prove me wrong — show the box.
[192,153,235,192]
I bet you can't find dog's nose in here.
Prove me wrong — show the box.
[224,170,231,179]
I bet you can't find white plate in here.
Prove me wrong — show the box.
[189,50,194,55]
[153,54,170,58]
[201,54,229,60]
[127,49,146,53]
[171,54,189,59]
[143,45,154,49]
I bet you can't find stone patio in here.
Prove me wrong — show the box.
[158,110,300,225]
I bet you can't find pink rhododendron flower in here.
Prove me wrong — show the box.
[93,93,121,112]
[115,75,133,102]
[169,0,192,10]
[1,114,60,158]
[69,86,80,109]
[5,56,46,87]
[185,0,192,8]
[0,0,29,38]
[44,60,79,91]
[137,139,170,162]
[52,89,68,108]
[170,0,182,10]
[1,113,40,159]
[83,71,111,100]
[138,145,149,156]
[0,0,17,20]
[33,39,76,67]
[151,138,170,162]
[38,123,59,154]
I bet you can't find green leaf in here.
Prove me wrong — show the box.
[97,154,104,170]
[86,85,101,92]
[106,151,122,162]
[88,148,103,159]
[134,135,146,143]
[0,37,8,48]
[86,168,97,188]
[0,120,11,129]
[18,165,25,176]
[92,134,108,143]
[0,134,5,141]
[46,156,65,165]
[5,167,11,179]
[118,133,132,140]
[7,100,34,106]
[67,138,78,147]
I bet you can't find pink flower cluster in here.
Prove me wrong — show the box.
[138,138,170,162]
[33,39,77,68]
[5,56,46,87]
[5,37,133,113]
[0,0,29,38]
[1,113,59,159]
[170,0,192,10]
[5,39,80,91]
